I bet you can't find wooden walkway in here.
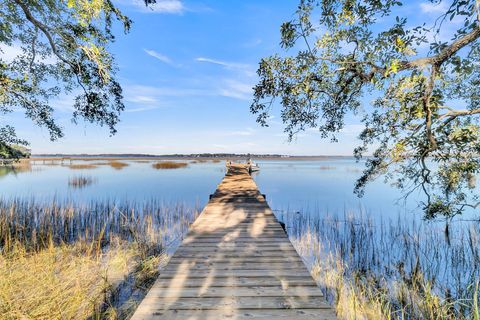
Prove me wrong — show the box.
[131,164,335,319]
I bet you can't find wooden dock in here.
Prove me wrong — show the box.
[131,164,335,319]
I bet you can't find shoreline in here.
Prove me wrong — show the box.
[29,154,356,161]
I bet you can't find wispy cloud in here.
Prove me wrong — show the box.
[0,44,23,62]
[126,95,158,104]
[227,128,255,136]
[195,57,246,68]
[340,124,364,136]
[419,1,448,14]
[50,91,83,113]
[143,49,174,65]
[0,43,57,64]
[195,57,256,77]
[124,84,214,99]
[125,106,159,113]
[150,0,184,13]
[219,79,253,100]
[121,0,184,14]
[125,79,254,102]
[243,38,263,48]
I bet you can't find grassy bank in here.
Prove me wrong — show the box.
[0,199,198,319]
[278,210,480,319]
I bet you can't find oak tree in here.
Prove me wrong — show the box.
[0,0,133,158]
[252,0,480,218]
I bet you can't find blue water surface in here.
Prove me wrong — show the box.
[0,158,429,218]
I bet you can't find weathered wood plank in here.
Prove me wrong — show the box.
[171,252,299,258]
[146,286,324,298]
[132,309,336,320]
[167,256,304,263]
[162,262,307,272]
[157,269,313,278]
[181,238,289,243]
[134,296,330,310]
[131,164,335,319]
[176,243,295,249]
[151,276,318,288]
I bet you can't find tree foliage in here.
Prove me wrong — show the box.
[252,0,480,218]
[0,0,133,158]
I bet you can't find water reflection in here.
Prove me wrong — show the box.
[0,162,35,179]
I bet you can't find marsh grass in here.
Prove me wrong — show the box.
[319,166,336,170]
[0,199,199,319]
[108,161,129,170]
[68,163,98,170]
[68,175,96,188]
[277,210,480,319]
[152,161,188,170]
[0,160,36,175]
[11,159,31,168]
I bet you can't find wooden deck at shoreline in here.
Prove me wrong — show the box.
[131,164,335,319]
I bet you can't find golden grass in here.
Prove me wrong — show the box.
[288,216,480,320]
[68,164,98,170]
[308,253,470,320]
[0,240,140,319]
[11,159,31,167]
[108,161,129,170]
[0,199,199,318]
[2,159,34,173]
[152,161,188,170]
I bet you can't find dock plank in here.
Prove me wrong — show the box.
[131,164,335,319]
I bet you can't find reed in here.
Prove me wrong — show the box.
[277,209,480,319]
[152,161,188,170]
[0,199,199,319]
[68,175,96,188]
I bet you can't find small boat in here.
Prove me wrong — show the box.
[248,162,260,173]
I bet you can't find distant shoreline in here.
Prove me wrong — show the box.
[30,154,356,161]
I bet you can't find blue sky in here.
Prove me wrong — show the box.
[7,0,457,155]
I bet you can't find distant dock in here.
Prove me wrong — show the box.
[131,163,335,319]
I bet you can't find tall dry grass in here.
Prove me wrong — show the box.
[0,199,199,319]
[152,161,188,170]
[68,175,96,188]
[278,210,480,319]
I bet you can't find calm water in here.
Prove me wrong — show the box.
[0,158,423,219]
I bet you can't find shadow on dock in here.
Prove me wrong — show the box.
[131,164,335,320]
